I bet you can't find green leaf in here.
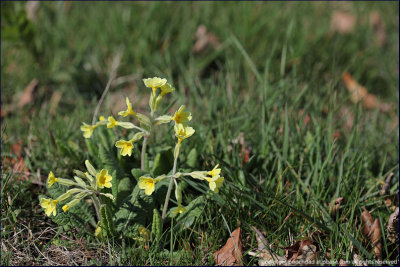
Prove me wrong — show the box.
[186,148,198,168]
[151,147,173,176]
[131,168,147,181]
[113,185,155,236]
[170,195,206,232]
[100,204,116,237]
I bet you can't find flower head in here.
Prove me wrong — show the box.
[205,175,224,193]
[160,83,175,97]
[96,169,112,189]
[138,176,158,196]
[207,164,221,177]
[173,204,186,215]
[47,171,59,187]
[118,97,136,117]
[62,204,70,212]
[174,123,195,143]
[80,123,96,138]
[172,105,192,125]
[40,198,59,216]
[115,139,134,156]
[143,77,167,96]
[99,116,105,121]
[107,116,119,128]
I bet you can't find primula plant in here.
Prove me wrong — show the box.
[39,77,224,242]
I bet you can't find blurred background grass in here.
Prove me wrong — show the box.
[1,1,399,265]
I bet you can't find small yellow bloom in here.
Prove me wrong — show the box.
[174,123,195,143]
[172,105,192,125]
[118,97,136,117]
[160,83,175,97]
[96,169,112,189]
[99,116,105,121]
[173,205,186,215]
[138,176,158,196]
[107,116,119,128]
[80,123,96,138]
[95,225,101,237]
[40,198,59,217]
[205,175,224,193]
[207,164,221,177]
[143,77,167,96]
[115,139,134,156]
[62,204,70,212]
[47,171,59,187]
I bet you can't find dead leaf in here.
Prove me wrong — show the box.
[248,227,286,266]
[342,72,392,112]
[339,259,348,266]
[330,11,356,34]
[329,197,344,217]
[361,207,374,238]
[380,172,394,196]
[192,25,221,54]
[353,253,367,266]
[369,11,387,47]
[360,207,382,260]
[282,239,319,264]
[25,1,40,22]
[2,140,30,181]
[387,207,399,243]
[214,227,242,266]
[18,79,38,108]
[49,91,63,115]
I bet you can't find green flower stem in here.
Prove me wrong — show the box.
[161,143,180,221]
[141,136,148,171]
[92,195,101,222]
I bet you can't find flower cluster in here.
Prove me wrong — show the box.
[40,160,113,217]
[42,76,225,234]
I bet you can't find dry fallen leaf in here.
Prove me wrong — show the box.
[380,172,394,196]
[18,78,38,108]
[369,11,387,47]
[387,207,399,243]
[342,72,391,112]
[214,227,242,266]
[329,197,344,217]
[25,1,40,22]
[360,207,382,260]
[49,91,63,115]
[330,11,356,34]
[249,227,320,266]
[2,140,30,181]
[192,25,221,54]
[339,259,348,266]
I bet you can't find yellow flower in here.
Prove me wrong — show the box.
[143,77,167,96]
[160,83,175,97]
[205,175,224,193]
[115,139,134,156]
[172,105,192,125]
[174,123,195,143]
[118,97,136,117]
[99,116,105,121]
[207,164,221,177]
[95,225,101,237]
[40,198,59,216]
[107,116,119,128]
[80,123,96,138]
[138,176,158,196]
[173,205,186,215]
[96,169,112,189]
[47,171,59,187]
[62,204,70,212]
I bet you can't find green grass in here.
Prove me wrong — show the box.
[1,1,399,266]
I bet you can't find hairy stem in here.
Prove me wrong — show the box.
[161,144,179,221]
[141,136,148,171]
